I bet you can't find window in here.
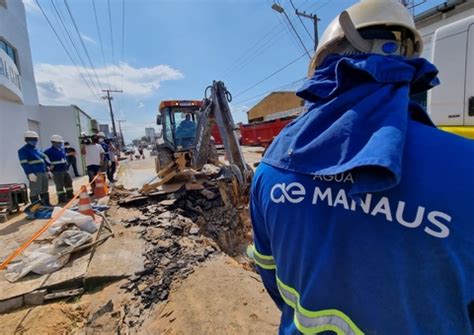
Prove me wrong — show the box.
[0,38,18,66]
[173,111,196,149]
[163,110,174,146]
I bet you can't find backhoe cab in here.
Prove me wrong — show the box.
[154,100,202,174]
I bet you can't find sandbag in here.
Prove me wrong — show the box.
[48,207,98,235]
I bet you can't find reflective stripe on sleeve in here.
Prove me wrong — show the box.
[42,154,51,164]
[276,277,364,335]
[51,159,67,165]
[28,160,45,165]
[20,160,28,164]
[246,245,276,270]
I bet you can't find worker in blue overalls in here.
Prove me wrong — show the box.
[44,135,73,204]
[249,0,474,334]
[18,131,51,205]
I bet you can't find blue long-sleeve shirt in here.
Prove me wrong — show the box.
[251,54,474,334]
[44,146,68,172]
[18,144,49,175]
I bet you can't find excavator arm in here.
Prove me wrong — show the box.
[193,81,253,202]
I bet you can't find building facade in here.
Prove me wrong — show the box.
[99,124,111,138]
[145,127,156,143]
[0,0,91,183]
[247,91,304,123]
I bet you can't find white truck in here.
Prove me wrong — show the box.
[425,14,474,139]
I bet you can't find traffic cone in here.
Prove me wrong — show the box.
[94,173,108,198]
[78,186,95,218]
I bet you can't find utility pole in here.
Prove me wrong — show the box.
[118,119,126,147]
[295,9,320,51]
[102,89,123,138]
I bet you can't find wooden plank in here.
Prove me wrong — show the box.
[0,217,101,302]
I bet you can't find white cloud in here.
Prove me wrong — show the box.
[81,33,97,45]
[35,62,184,105]
[22,0,40,13]
[137,102,145,109]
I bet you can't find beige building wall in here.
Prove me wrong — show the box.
[247,91,303,123]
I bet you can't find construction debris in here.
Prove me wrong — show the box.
[117,173,252,328]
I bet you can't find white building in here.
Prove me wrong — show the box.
[0,0,92,183]
[145,127,156,143]
[99,124,111,138]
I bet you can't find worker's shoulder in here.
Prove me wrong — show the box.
[18,144,35,154]
[43,147,54,155]
[406,121,474,159]
[405,121,474,190]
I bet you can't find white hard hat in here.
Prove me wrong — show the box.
[309,0,423,75]
[50,134,64,143]
[97,132,106,137]
[24,131,39,139]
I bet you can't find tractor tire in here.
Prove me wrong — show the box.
[157,147,174,173]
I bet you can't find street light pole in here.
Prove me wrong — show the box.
[271,3,312,59]
[295,10,320,51]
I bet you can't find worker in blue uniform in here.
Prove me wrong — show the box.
[175,114,196,149]
[44,135,73,204]
[18,131,52,205]
[249,0,474,334]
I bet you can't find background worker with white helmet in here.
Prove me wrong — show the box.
[250,0,474,334]
[44,135,73,204]
[17,131,51,205]
[96,131,112,177]
[80,132,105,195]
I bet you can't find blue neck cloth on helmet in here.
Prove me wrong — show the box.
[262,53,440,197]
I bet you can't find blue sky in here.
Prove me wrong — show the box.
[23,0,444,142]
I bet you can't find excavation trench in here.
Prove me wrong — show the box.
[115,178,253,329]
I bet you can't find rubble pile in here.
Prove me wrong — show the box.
[117,179,252,327]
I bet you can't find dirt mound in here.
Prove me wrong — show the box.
[0,303,87,335]
[141,255,280,335]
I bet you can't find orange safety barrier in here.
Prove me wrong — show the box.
[94,173,108,198]
[77,186,95,218]
[0,173,101,271]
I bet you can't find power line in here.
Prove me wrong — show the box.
[63,0,104,91]
[218,23,285,78]
[270,0,308,55]
[35,0,100,100]
[48,0,101,96]
[233,52,307,98]
[107,0,116,67]
[233,77,306,105]
[117,0,126,134]
[289,0,314,42]
[92,0,111,90]
[309,0,331,11]
[121,0,125,66]
[273,1,311,59]
[222,29,287,80]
